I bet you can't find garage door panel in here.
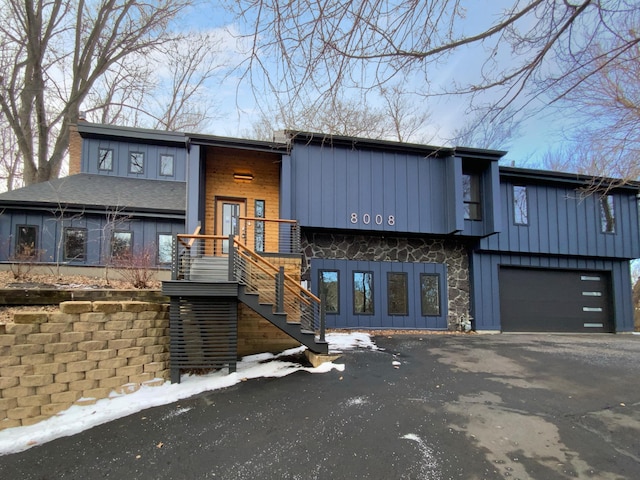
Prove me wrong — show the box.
[499,267,613,333]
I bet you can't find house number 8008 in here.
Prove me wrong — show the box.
[350,213,395,226]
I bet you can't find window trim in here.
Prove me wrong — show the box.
[129,151,145,174]
[98,148,114,171]
[387,271,409,316]
[63,227,87,262]
[353,270,374,315]
[318,269,340,314]
[420,273,441,317]
[159,154,174,177]
[513,185,529,226]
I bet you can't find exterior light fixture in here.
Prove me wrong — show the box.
[233,173,254,181]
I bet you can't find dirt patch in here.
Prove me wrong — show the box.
[0,270,161,325]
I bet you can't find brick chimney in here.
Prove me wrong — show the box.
[68,119,83,175]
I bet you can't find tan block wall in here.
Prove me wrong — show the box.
[237,304,300,356]
[204,147,281,251]
[0,301,169,431]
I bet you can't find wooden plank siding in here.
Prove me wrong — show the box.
[203,147,281,251]
[471,252,635,332]
[480,180,640,259]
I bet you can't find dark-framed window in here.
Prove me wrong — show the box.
[159,154,174,176]
[387,272,409,316]
[16,225,38,258]
[463,172,482,220]
[513,185,529,225]
[157,233,173,264]
[353,271,374,315]
[111,231,132,259]
[600,194,615,233]
[129,152,144,174]
[420,274,441,316]
[64,228,87,261]
[319,270,339,314]
[254,199,265,252]
[98,148,113,171]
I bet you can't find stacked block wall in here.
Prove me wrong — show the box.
[0,301,169,431]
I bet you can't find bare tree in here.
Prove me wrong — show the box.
[247,87,432,143]
[228,1,639,122]
[0,120,22,191]
[0,0,192,186]
[84,32,228,132]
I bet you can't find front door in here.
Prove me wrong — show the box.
[216,199,245,254]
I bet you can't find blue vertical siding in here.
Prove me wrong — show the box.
[83,138,187,181]
[480,180,640,259]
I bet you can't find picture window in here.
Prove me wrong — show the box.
[319,270,339,314]
[157,233,173,264]
[353,271,374,315]
[98,148,113,171]
[387,272,409,316]
[111,231,132,259]
[129,152,144,174]
[160,154,174,176]
[513,185,528,225]
[16,225,38,258]
[420,274,441,316]
[64,228,86,261]
[600,194,615,233]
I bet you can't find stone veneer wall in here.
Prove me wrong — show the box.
[301,231,471,330]
[0,301,169,431]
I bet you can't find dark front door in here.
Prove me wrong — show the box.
[216,199,245,254]
[499,267,613,333]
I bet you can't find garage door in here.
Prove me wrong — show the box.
[499,268,613,333]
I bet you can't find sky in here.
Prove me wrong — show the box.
[0,332,378,457]
[181,1,570,168]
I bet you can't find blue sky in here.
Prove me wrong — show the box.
[183,1,570,167]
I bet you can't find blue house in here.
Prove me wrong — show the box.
[1,124,638,354]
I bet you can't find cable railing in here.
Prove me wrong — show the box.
[231,238,324,337]
[170,225,325,341]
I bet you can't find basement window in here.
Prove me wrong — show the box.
[319,270,339,314]
[353,271,374,315]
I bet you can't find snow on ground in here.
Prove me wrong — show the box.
[0,332,376,456]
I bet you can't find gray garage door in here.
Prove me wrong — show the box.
[499,267,613,333]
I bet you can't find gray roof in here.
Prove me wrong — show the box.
[0,174,185,214]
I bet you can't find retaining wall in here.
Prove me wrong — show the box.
[0,301,169,431]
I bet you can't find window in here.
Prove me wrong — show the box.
[111,231,132,259]
[255,199,265,252]
[157,234,173,264]
[98,148,113,171]
[16,225,38,258]
[513,185,528,225]
[387,272,408,316]
[129,152,144,174]
[160,154,174,176]
[319,270,339,314]
[463,172,482,220]
[420,274,440,316]
[353,271,374,314]
[600,195,615,233]
[64,228,86,261]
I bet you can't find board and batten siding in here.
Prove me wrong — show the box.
[289,144,460,235]
[470,252,634,332]
[81,138,187,181]
[480,181,640,259]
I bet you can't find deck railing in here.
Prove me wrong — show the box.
[170,227,325,341]
[238,217,300,254]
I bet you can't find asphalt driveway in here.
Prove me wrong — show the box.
[1,333,639,479]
